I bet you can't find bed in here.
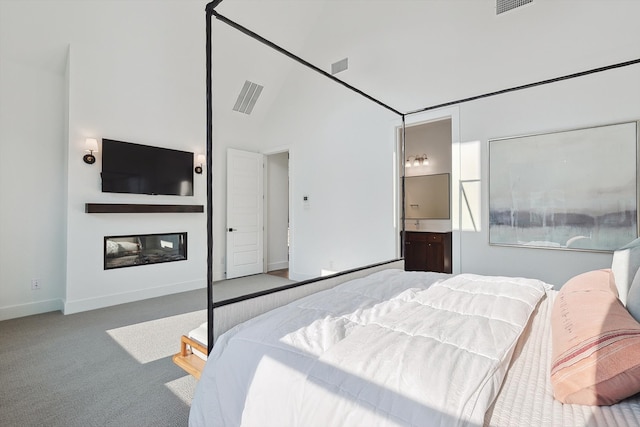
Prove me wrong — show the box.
[187,266,640,426]
[195,4,640,423]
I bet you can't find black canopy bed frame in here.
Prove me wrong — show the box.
[173,1,640,369]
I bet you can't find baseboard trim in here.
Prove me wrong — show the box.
[0,298,65,321]
[63,279,206,315]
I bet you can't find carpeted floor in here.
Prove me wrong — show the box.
[0,288,207,427]
[0,273,296,427]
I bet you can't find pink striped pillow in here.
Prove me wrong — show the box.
[551,269,640,405]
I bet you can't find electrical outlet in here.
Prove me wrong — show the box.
[31,278,41,290]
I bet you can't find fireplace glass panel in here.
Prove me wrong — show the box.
[104,232,187,270]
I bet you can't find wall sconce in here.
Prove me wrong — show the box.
[405,154,429,168]
[83,138,99,164]
[195,154,205,174]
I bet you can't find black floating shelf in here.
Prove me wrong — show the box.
[85,203,204,214]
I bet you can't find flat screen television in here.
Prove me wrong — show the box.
[101,139,194,196]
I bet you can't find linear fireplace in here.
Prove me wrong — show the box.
[104,232,187,270]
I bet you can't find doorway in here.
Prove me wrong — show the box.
[400,118,453,273]
[264,151,290,278]
[400,107,461,274]
[225,148,291,280]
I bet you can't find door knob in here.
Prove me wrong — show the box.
[228,228,237,232]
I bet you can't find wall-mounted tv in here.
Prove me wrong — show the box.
[101,139,194,196]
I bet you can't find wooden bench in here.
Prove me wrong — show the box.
[172,335,208,379]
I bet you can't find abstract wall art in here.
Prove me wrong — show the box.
[489,121,638,252]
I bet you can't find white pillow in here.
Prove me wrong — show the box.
[611,237,640,305]
[627,269,640,322]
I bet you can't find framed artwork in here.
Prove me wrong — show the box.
[489,121,638,252]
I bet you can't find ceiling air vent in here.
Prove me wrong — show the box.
[331,58,348,75]
[496,0,532,15]
[232,80,263,115]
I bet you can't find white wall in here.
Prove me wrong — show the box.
[64,2,207,313]
[0,2,68,319]
[456,64,640,287]
[260,69,399,280]
[0,0,208,320]
[211,19,400,282]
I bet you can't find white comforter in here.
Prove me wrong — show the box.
[190,269,550,427]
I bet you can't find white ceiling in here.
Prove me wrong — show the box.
[212,0,640,114]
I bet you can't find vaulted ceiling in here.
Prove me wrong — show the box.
[212,0,640,115]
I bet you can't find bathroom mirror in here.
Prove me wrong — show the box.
[404,173,450,219]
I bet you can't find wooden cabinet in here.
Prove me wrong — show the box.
[403,231,452,273]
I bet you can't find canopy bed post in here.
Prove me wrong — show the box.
[205,0,223,354]
[400,114,406,258]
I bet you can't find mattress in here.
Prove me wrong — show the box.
[190,269,550,426]
[485,291,640,426]
[191,271,640,426]
[188,322,208,361]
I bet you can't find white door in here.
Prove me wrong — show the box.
[226,148,264,279]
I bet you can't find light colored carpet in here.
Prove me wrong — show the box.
[0,274,295,427]
[0,288,207,427]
